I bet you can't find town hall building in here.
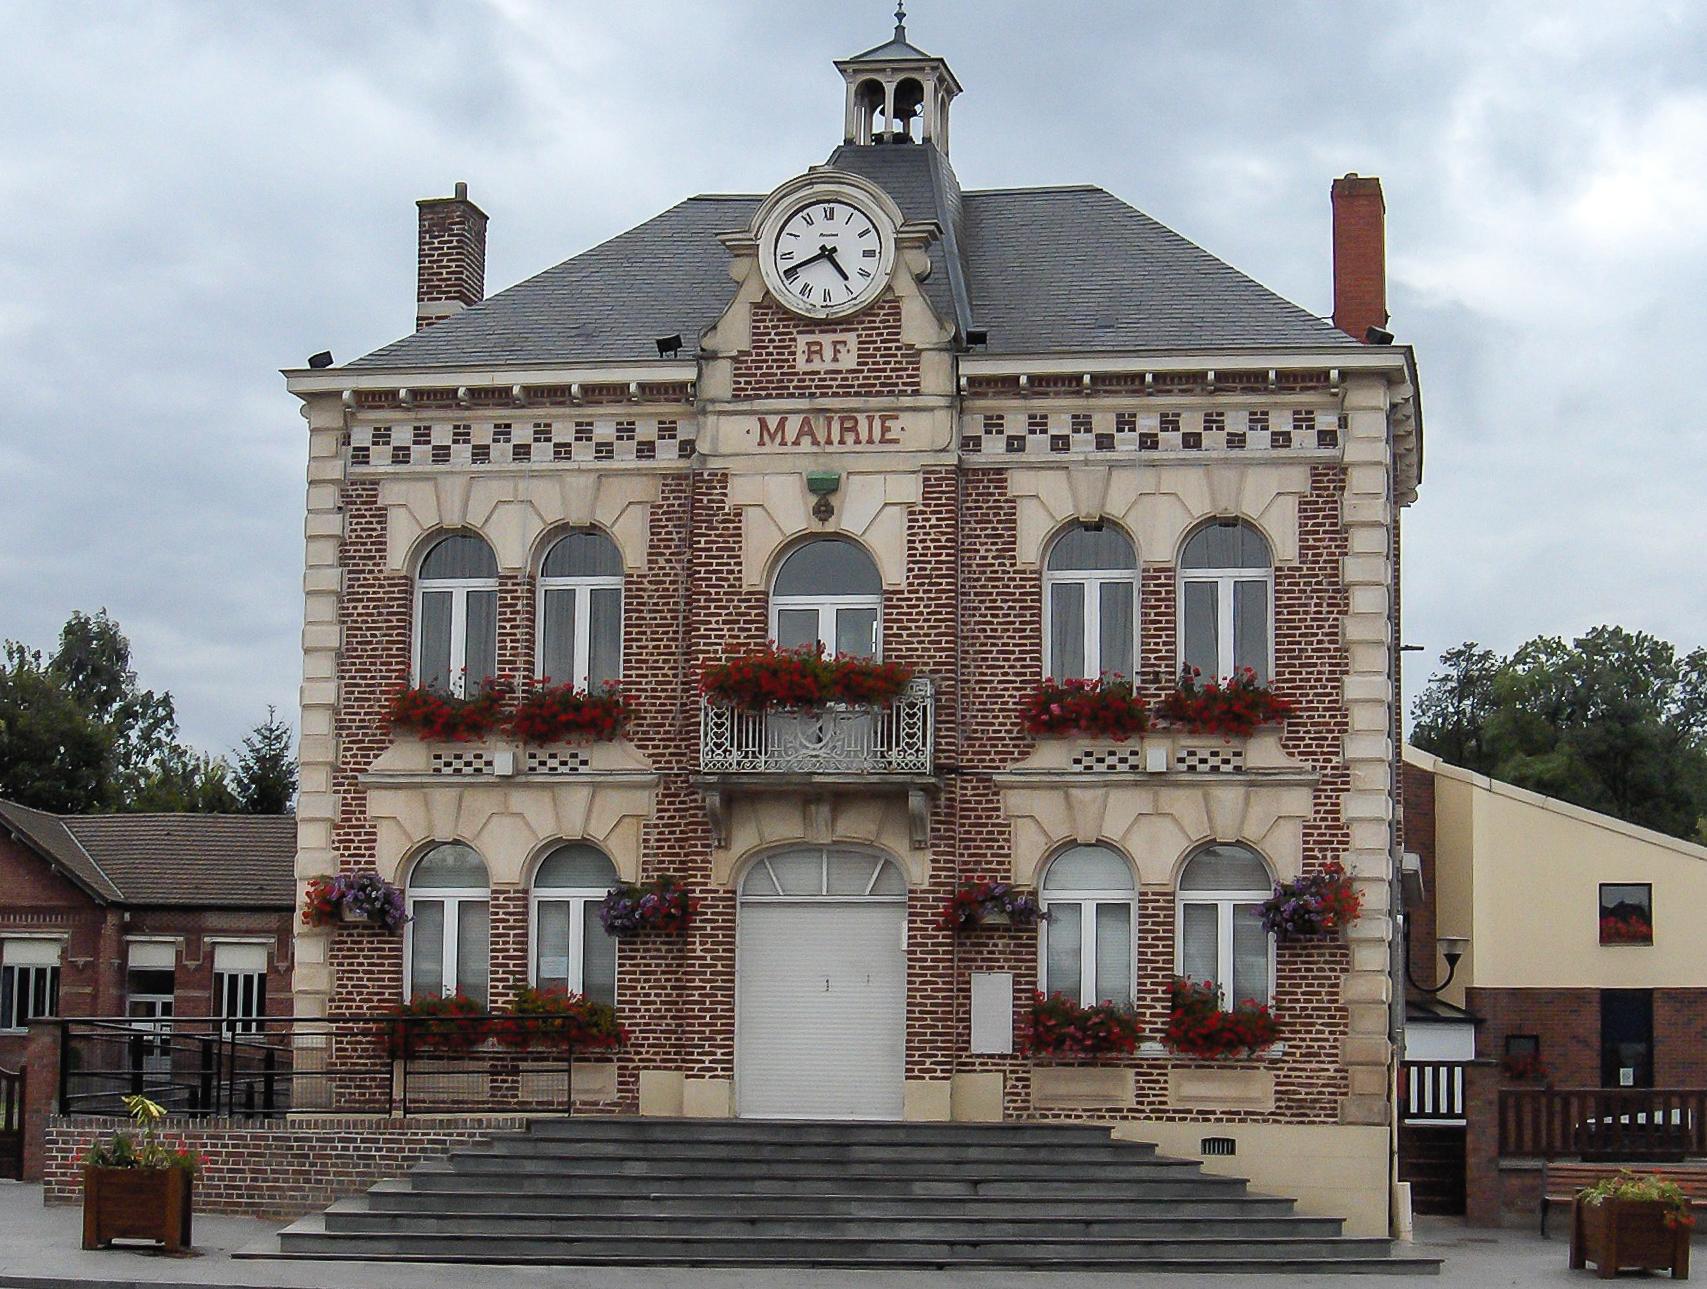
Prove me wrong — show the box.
[284,17,1423,1237]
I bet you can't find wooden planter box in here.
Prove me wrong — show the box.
[82,1166,193,1252]
[1571,1197,1690,1279]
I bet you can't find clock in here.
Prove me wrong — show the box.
[758,187,895,319]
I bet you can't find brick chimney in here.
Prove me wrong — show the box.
[1331,173,1388,343]
[416,181,487,331]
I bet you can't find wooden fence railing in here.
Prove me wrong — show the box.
[1500,1088,1707,1161]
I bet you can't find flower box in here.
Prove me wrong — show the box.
[302,872,408,933]
[1600,913,1654,946]
[388,679,512,742]
[1021,676,1148,741]
[1571,1195,1691,1279]
[1023,992,1141,1059]
[1259,861,1362,941]
[1164,978,1279,1060]
[82,1165,193,1252]
[701,645,914,711]
[1158,668,1294,738]
[383,992,492,1058]
[599,876,697,937]
[940,880,1047,934]
[492,988,626,1052]
[510,683,633,743]
[1501,1052,1549,1083]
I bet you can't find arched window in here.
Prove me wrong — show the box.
[770,538,883,658]
[415,533,499,697]
[405,843,489,1004]
[1179,520,1273,683]
[1177,844,1274,1008]
[1039,845,1136,1007]
[1044,524,1138,680]
[738,848,907,899]
[531,844,618,1005]
[537,530,622,690]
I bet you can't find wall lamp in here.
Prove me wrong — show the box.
[1406,934,1470,996]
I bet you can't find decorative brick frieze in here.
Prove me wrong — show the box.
[348,416,695,469]
[958,405,1344,458]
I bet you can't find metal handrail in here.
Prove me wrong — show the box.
[700,676,935,775]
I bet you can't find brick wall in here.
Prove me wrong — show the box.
[416,190,486,330]
[732,298,921,399]
[1402,759,1438,989]
[1466,986,1707,1086]
[42,1115,526,1217]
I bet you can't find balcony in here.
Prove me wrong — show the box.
[697,678,936,846]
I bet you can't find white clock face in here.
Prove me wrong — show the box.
[767,197,890,317]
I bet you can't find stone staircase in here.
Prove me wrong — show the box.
[244,1117,1438,1272]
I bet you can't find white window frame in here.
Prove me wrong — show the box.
[404,881,490,1002]
[1042,528,1139,681]
[1177,523,1274,683]
[530,879,616,999]
[1,938,63,1033]
[1037,851,1137,1008]
[211,941,270,1033]
[413,541,499,699]
[535,537,624,691]
[769,542,884,659]
[1175,870,1276,1009]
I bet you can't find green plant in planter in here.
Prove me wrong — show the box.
[1578,1171,1694,1229]
[82,1095,198,1254]
[83,1095,200,1174]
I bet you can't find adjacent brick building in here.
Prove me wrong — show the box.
[285,21,1424,1233]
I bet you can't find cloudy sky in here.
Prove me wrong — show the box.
[3,1,1704,755]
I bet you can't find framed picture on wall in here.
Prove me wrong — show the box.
[1598,883,1653,946]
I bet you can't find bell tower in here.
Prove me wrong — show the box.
[835,4,963,154]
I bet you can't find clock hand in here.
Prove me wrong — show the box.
[783,247,831,280]
[821,246,850,283]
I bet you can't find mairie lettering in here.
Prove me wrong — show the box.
[752,413,903,448]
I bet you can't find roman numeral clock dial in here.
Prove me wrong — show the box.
[760,188,894,320]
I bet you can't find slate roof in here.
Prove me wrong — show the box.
[0,800,296,908]
[348,144,1354,371]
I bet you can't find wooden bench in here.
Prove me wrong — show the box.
[1541,1161,1707,1237]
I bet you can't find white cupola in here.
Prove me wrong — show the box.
[835,4,963,154]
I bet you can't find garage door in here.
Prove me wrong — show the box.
[736,848,907,1120]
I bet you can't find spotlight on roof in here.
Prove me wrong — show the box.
[1365,326,1394,346]
[965,328,988,348]
[307,350,334,369]
[655,334,684,359]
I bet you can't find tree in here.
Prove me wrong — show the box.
[129,746,241,814]
[0,642,111,812]
[233,707,297,814]
[1412,627,1707,842]
[46,610,178,805]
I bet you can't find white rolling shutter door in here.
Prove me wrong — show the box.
[736,900,905,1120]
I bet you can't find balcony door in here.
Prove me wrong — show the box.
[769,538,882,659]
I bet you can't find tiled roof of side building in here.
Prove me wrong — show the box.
[61,813,297,907]
[0,799,124,902]
[347,156,1353,370]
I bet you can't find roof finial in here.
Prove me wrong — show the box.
[894,1,907,39]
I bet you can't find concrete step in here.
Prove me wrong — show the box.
[322,1202,1347,1241]
[410,1161,1250,1199]
[271,1219,1408,1266]
[522,1116,1125,1146]
[441,1148,1214,1182]
[364,1179,1303,1220]
[478,1134,1160,1165]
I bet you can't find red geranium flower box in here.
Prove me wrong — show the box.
[388,679,512,742]
[1164,978,1279,1060]
[1021,676,1149,741]
[510,682,633,743]
[1158,668,1294,738]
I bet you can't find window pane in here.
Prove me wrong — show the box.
[412,843,488,889]
[536,844,617,889]
[588,587,623,687]
[835,607,878,659]
[1182,579,1219,680]
[457,900,489,1006]
[1234,579,1269,682]
[537,901,571,990]
[542,530,621,578]
[1180,844,1270,892]
[1182,521,1269,571]
[1049,581,1085,679]
[539,588,577,687]
[766,852,822,896]
[582,902,617,1007]
[1044,902,1083,1004]
[410,900,445,997]
[1232,904,1270,1008]
[827,852,878,895]
[463,589,498,692]
[1099,581,1134,678]
[774,539,881,596]
[1181,901,1218,987]
[420,534,498,579]
[775,609,819,651]
[1,968,13,1029]
[1095,903,1132,1007]
[419,591,453,692]
[1048,525,1135,572]
[1043,845,1134,892]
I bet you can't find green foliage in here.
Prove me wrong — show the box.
[1412,627,1707,842]
[0,610,286,816]
[233,706,297,814]
[82,1094,200,1173]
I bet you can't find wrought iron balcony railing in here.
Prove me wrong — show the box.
[699,677,935,776]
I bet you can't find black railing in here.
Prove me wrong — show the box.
[0,1065,23,1180]
[1500,1087,1707,1161]
[56,1015,609,1120]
